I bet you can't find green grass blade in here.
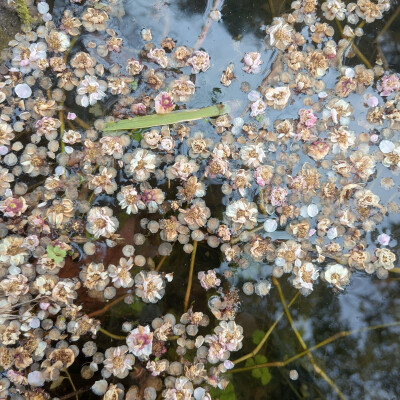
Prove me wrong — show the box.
[103,104,227,131]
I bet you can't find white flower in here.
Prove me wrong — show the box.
[226,198,258,228]
[293,262,319,293]
[264,86,291,109]
[323,264,350,289]
[86,207,118,238]
[126,149,156,181]
[77,75,107,107]
[240,143,266,167]
[266,17,294,50]
[135,270,165,303]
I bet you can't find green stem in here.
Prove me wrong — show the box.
[273,278,347,400]
[59,105,65,153]
[88,295,127,318]
[233,291,300,365]
[230,320,400,373]
[62,369,78,400]
[155,255,167,272]
[99,327,126,341]
[184,241,198,312]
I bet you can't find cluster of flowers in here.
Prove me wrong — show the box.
[0,0,397,398]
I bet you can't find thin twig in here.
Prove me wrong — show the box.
[376,3,400,39]
[88,294,127,318]
[155,255,167,272]
[62,369,78,400]
[230,319,400,373]
[233,291,300,365]
[59,388,90,400]
[267,0,275,17]
[59,104,65,153]
[184,241,198,312]
[64,36,79,63]
[335,19,372,69]
[273,278,347,400]
[230,224,264,245]
[99,327,126,341]
[194,0,225,49]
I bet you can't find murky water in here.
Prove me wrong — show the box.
[92,1,400,399]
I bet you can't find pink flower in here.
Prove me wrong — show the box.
[377,233,391,246]
[299,108,317,128]
[270,186,288,207]
[370,134,379,143]
[126,325,153,360]
[0,197,27,217]
[250,99,266,117]
[242,52,262,74]
[131,103,146,115]
[154,92,175,114]
[377,74,400,97]
[366,96,378,107]
[67,112,76,120]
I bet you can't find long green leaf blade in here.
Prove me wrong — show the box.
[103,104,227,131]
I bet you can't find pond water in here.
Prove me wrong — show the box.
[93,1,400,399]
[1,0,400,399]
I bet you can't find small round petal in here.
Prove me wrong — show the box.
[15,83,32,99]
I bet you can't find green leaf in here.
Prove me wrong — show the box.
[252,368,262,378]
[131,131,143,142]
[129,80,138,91]
[245,358,255,367]
[260,368,272,386]
[46,245,67,263]
[252,329,265,345]
[209,382,236,400]
[103,104,228,131]
[245,355,271,386]
[254,355,267,364]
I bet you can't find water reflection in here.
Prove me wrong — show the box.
[101,0,400,398]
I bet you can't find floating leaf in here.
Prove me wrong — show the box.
[245,355,271,386]
[131,131,143,142]
[46,245,67,263]
[252,329,265,345]
[129,80,138,91]
[209,382,236,400]
[103,104,228,131]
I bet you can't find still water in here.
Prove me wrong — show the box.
[3,0,400,399]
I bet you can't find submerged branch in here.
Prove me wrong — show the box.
[184,241,198,312]
[99,327,126,341]
[88,294,127,318]
[155,255,167,272]
[335,19,372,69]
[230,320,400,373]
[194,0,225,49]
[233,291,300,365]
[62,369,78,400]
[273,277,347,400]
[376,4,400,39]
